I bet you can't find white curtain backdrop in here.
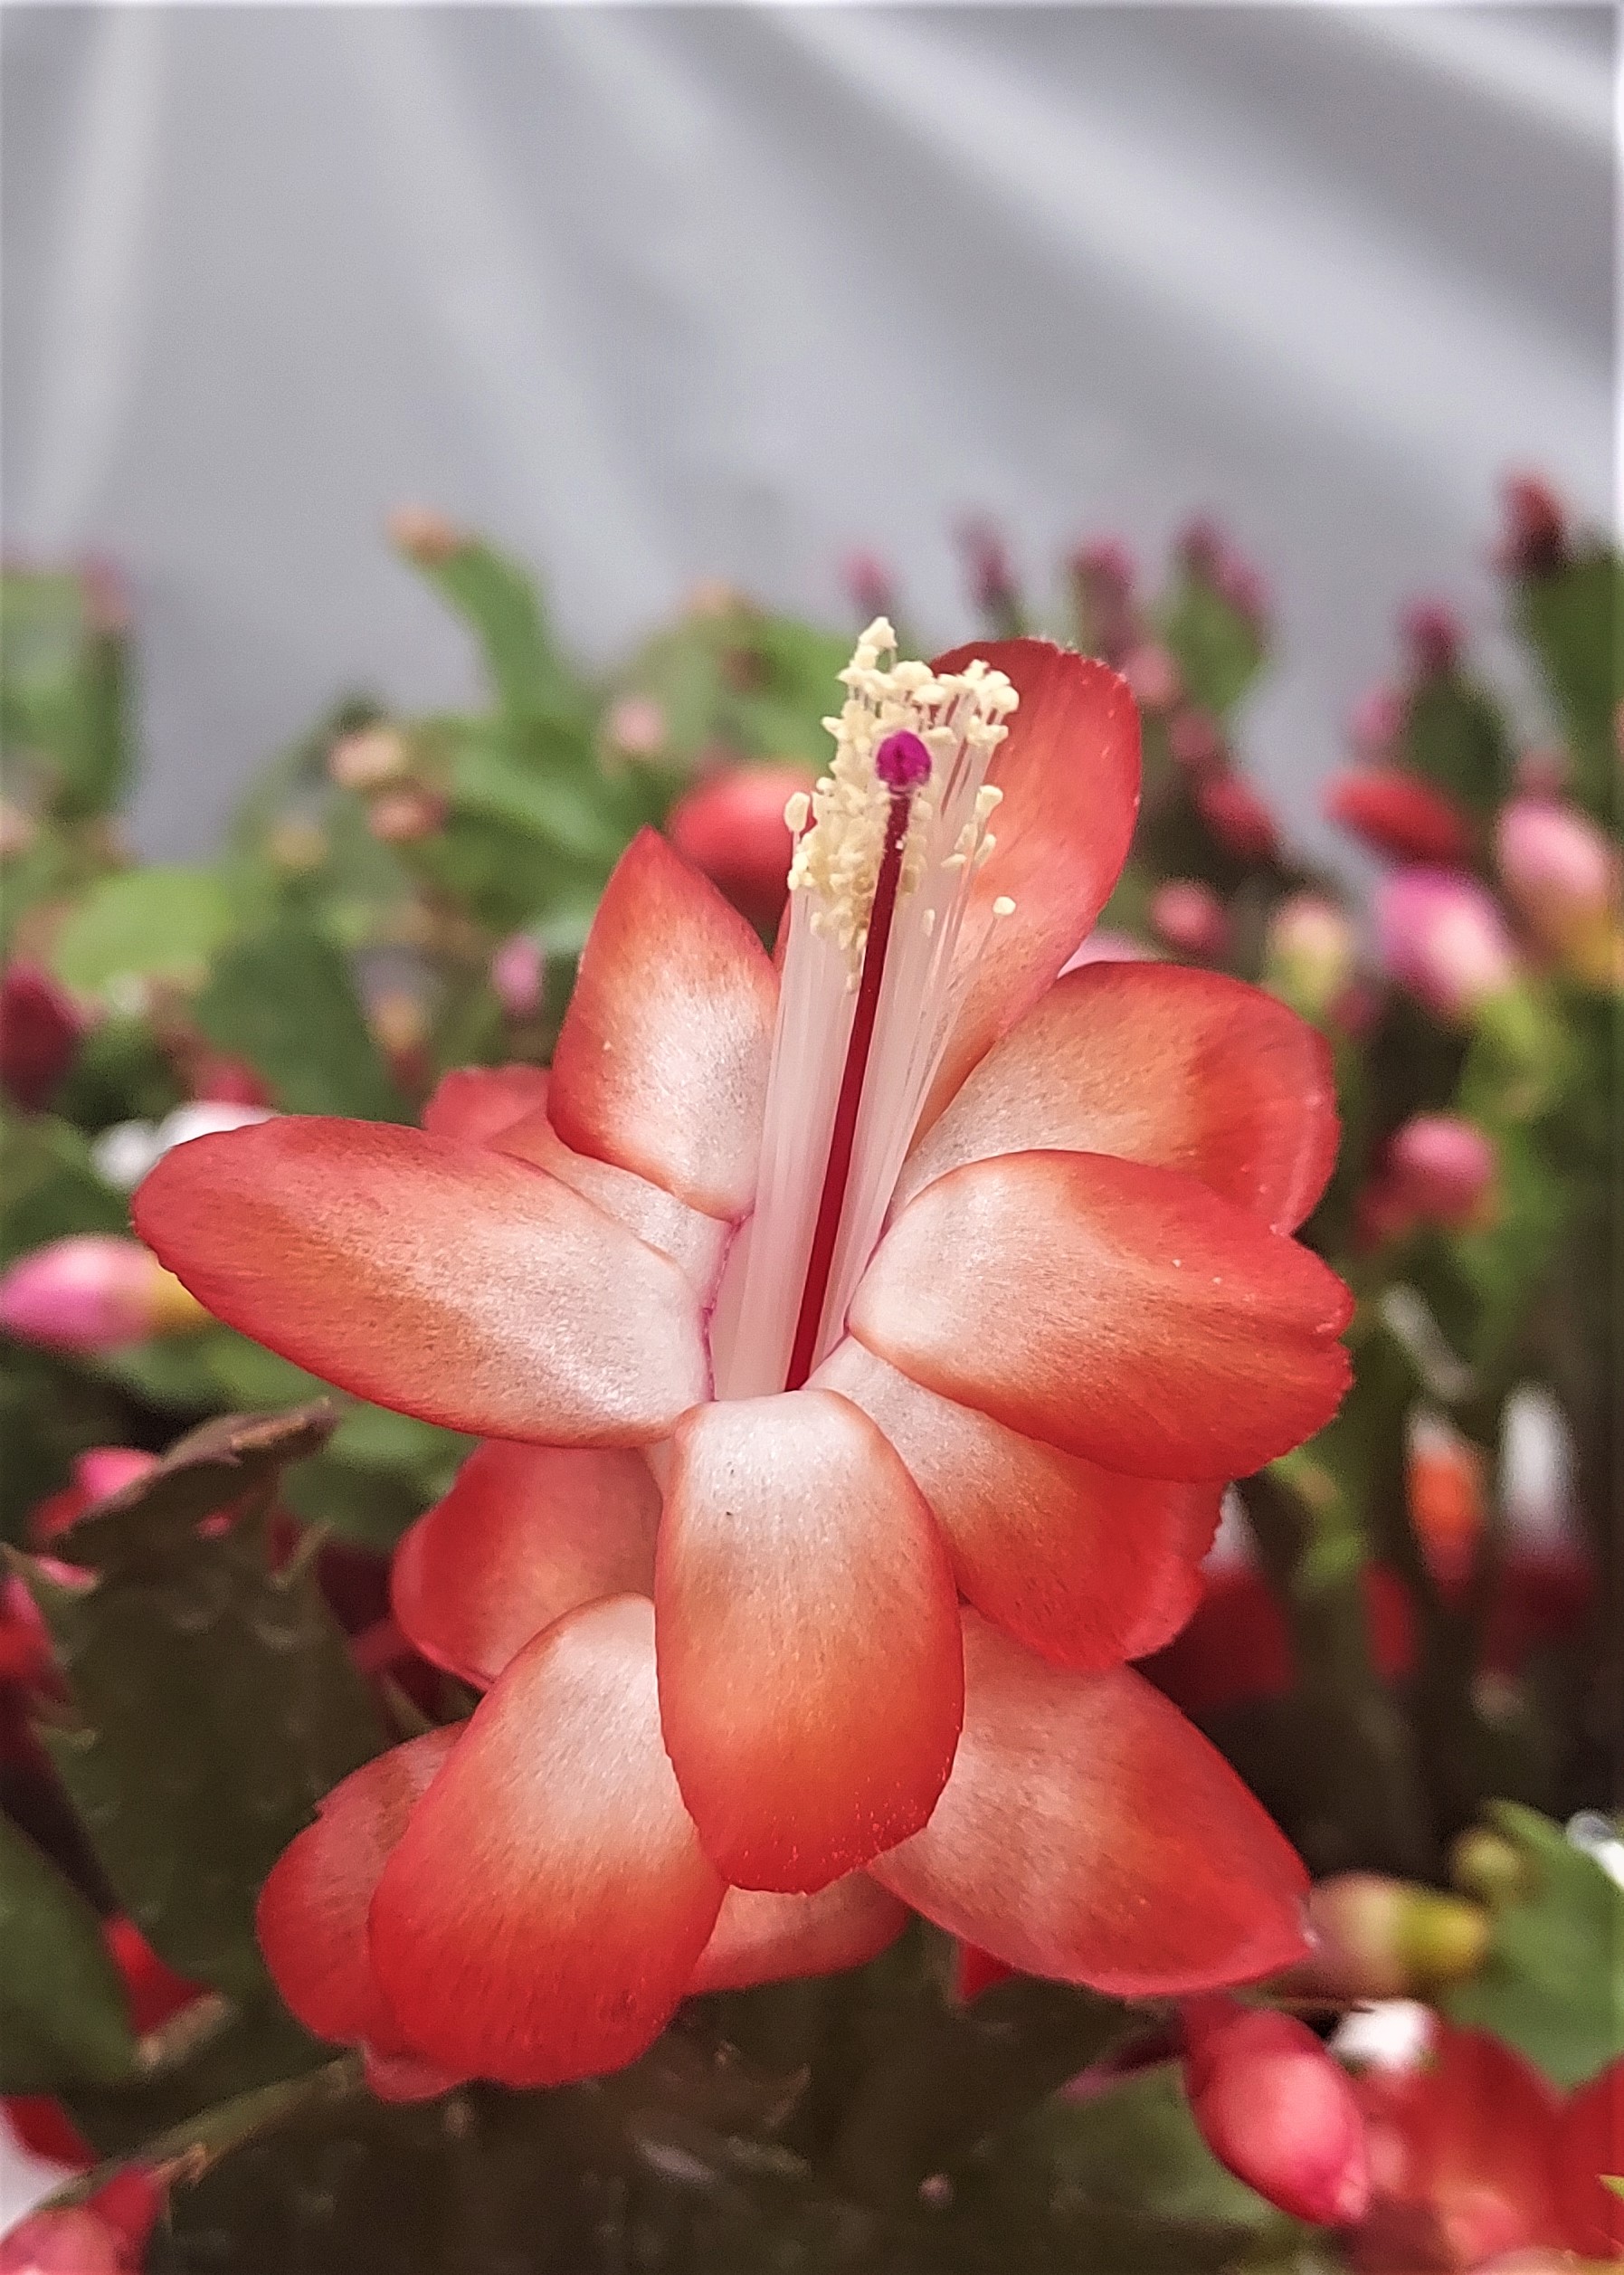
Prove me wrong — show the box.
[1,4,1614,863]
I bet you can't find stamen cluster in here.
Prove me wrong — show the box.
[786,619,1018,970]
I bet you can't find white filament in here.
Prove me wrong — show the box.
[710,623,1017,1399]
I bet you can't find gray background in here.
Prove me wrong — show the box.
[1,4,1615,867]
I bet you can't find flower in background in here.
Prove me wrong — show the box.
[1264,893,1357,1025]
[1375,871,1520,1023]
[666,762,818,935]
[1496,795,1621,988]
[1360,1114,1497,1249]
[1344,2016,1623,2270]
[0,966,88,1114]
[1194,767,1280,863]
[139,625,1350,2090]
[1150,879,1230,962]
[602,696,668,762]
[1496,475,1568,578]
[489,933,545,1023]
[1400,599,1465,682]
[0,1236,207,1355]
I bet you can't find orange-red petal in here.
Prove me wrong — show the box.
[920,641,1140,1131]
[255,1726,463,2096]
[812,1339,1219,1671]
[392,1439,660,1690]
[368,1596,725,2089]
[421,1064,551,1147]
[869,1612,1310,1994]
[134,1118,708,1444]
[491,1107,730,1297]
[850,1149,1352,1480]
[656,1389,963,1892]
[549,830,777,1219]
[898,961,1337,1234]
[689,1877,909,1994]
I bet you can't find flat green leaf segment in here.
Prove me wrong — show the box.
[195,919,410,1120]
[0,1811,137,2092]
[1442,1804,1624,2089]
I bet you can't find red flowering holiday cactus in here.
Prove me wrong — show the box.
[134,629,1352,2091]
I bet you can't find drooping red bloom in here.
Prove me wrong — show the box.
[138,629,1350,2089]
[1349,2022,1623,2270]
[1182,1994,1371,2227]
[0,2168,163,2273]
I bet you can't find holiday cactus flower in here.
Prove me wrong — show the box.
[135,627,1352,2090]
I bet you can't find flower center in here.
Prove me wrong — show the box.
[710,621,1017,1398]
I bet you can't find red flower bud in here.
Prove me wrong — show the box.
[1348,685,1405,763]
[1150,880,1230,962]
[667,765,815,935]
[1496,474,1567,576]
[842,550,897,628]
[1122,641,1181,714]
[0,2169,161,2274]
[955,517,1021,626]
[0,1237,205,1354]
[0,966,88,1113]
[32,1449,160,1547]
[1400,598,1464,680]
[1325,766,1475,867]
[1196,770,1279,863]
[1182,1996,1371,2228]
[1375,870,1519,1022]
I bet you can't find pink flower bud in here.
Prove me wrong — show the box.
[366,787,447,846]
[1386,1113,1496,1230]
[490,934,545,1022]
[1182,1997,1371,2227]
[1196,769,1279,863]
[1168,709,1225,773]
[955,517,1021,623]
[1,966,88,1113]
[0,1237,205,1354]
[1496,474,1567,576]
[0,801,36,861]
[1264,893,1357,1023]
[1292,1873,1492,2003]
[386,505,464,566]
[1515,746,1567,797]
[1068,537,1138,660]
[1376,869,1519,1022]
[667,764,816,934]
[1400,598,1464,680]
[1122,641,1181,714]
[1150,880,1230,961]
[603,696,668,761]
[841,550,897,627]
[1496,795,1621,980]
[328,726,409,793]
[1348,684,1406,762]
[1325,766,1474,866]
